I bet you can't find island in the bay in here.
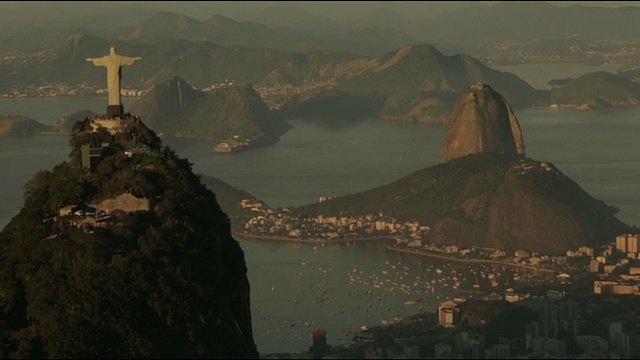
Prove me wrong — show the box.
[129,77,291,153]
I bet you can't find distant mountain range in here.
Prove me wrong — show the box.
[229,2,640,49]
[280,44,543,123]
[2,35,540,123]
[3,32,640,130]
[332,44,541,121]
[422,2,640,49]
[0,9,422,56]
[2,2,640,56]
[116,12,424,57]
[2,2,640,135]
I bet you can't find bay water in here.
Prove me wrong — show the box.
[0,70,639,353]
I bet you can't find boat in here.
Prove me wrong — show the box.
[473,274,480,289]
[214,141,249,153]
[214,142,232,153]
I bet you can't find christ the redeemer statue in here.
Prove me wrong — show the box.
[86,46,142,118]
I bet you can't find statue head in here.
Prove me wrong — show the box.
[110,47,116,55]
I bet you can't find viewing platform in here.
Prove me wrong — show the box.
[86,112,142,135]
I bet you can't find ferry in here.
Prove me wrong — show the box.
[214,142,232,153]
[214,141,249,153]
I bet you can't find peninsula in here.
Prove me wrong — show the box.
[241,84,632,256]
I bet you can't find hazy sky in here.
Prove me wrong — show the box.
[2,1,639,23]
[144,1,640,20]
[97,1,484,21]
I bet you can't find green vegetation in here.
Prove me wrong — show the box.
[550,71,640,107]
[295,153,511,224]
[0,116,52,136]
[332,45,539,121]
[0,119,258,358]
[180,84,287,141]
[458,300,538,345]
[130,78,291,145]
[295,152,631,254]
[198,175,262,221]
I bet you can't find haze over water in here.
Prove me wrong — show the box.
[0,64,639,355]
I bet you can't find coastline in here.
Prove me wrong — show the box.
[385,246,556,274]
[233,231,394,244]
[233,231,557,275]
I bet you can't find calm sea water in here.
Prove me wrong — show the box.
[0,67,639,354]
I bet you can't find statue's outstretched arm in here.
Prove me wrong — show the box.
[86,57,108,66]
[120,56,142,66]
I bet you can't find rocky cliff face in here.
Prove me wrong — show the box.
[440,84,525,163]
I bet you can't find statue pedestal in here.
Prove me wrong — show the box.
[106,105,124,118]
